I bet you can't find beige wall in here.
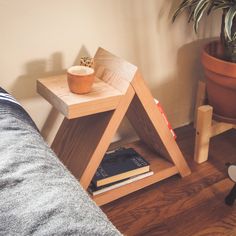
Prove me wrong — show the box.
[0,0,220,144]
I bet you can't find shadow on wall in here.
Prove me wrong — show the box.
[157,0,186,30]
[175,39,213,119]
[160,0,221,38]
[10,45,92,141]
[11,45,91,100]
[41,46,92,141]
[151,38,217,126]
[11,52,65,100]
[128,0,220,127]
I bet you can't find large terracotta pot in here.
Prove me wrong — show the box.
[201,40,236,123]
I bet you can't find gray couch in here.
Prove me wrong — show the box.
[0,88,121,236]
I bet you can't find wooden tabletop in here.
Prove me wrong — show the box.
[37,74,123,119]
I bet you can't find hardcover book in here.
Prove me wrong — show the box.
[89,171,154,196]
[91,148,150,187]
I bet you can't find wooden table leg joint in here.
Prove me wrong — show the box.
[194,82,235,164]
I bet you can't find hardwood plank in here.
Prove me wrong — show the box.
[131,179,232,236]
[102,125,236,236]
[103,166,228,235]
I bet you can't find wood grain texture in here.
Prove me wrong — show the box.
[40,47,191,205]
[37,75,122,119]
[51,111,114,180]
[130,72,191,177]
[211,121,235,137]
[102,125,236,236]
[93,141,179,206]
[52,84,135,190]
[194,105,213,163]
[127,94,171,160]
[79,84,135,189]
[94,47,137,92]
[194,105,235,163]
[194,81,207,128]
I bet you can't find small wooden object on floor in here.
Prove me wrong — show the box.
[194,81,236,163]
[37,47,191,206]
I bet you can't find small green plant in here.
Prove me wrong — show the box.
[172,0,236,62]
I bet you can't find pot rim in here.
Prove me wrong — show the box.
[67,65,94,76]
[202,40,236,78]
[202,40,236,66]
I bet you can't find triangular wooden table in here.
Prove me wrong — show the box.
[37,47,191,206]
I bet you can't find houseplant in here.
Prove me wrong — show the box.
[172,0,236,123]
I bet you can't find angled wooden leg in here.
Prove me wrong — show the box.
[51,111,114,180]
[194,105,213,163]
[52,85,135,190]
[79,85,135,189]
[129,72,191,177]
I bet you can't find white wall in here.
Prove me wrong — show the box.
[0,0,220,143]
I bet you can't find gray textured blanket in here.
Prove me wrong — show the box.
[0,88,121,236]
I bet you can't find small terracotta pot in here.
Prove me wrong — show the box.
[202,40,236,123]
[67,66,95,94]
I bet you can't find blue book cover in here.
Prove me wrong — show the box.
[92,148,150,187]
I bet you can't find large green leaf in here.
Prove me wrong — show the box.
[172,0,236,35]
[212,2,234,11]
[206,0,226,14]
[172,0,199,22]
[193,0,211,32]
[225,5,236,41]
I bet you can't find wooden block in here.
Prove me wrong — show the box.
[211,121,234,137]
[37,75,122,119]
[94,47,137,92]
[194,105,213,163]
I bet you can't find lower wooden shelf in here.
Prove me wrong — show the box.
[90,141,179,206]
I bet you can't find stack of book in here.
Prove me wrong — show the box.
[89,147,153,196]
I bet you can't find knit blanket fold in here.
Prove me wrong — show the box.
[0,87,121,236]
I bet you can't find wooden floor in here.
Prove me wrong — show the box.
[102,125,236,236]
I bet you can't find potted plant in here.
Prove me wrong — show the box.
[172,0,236,123]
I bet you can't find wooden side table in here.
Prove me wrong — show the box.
[37,47,191,206]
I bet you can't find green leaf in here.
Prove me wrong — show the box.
[233,31,236,41]
[207,0,223,15]
[193,0,210,32]
[188,8,196,22]
[225,5,236,41]
[207,0,215,15]
[212,2,234,11]
[172,0,198,22]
